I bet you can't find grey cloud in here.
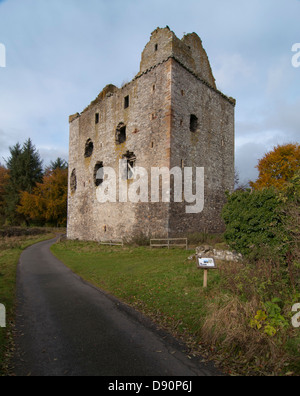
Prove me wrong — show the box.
[39,146,69,169]
[235,143,265,184]
[0,0,300,183]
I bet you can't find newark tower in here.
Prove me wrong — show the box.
[67,27,235,241]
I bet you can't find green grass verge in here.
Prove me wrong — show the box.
[0,233,56,375]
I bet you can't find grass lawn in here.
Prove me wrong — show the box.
[52,240,300,376]
[51,241,220,335]
[0,231,56,375]
[51,241,228,366]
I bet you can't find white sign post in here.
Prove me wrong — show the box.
[197,257,217,288]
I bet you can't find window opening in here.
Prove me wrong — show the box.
[190,114,198,132]
[70,169,77,193]
[116,123,126,144]
[124,95,129,109]
[84,139,94,158]
[94,162,104,186]
[122,151,136,180]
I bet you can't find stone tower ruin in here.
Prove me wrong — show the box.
[67,27,235,241]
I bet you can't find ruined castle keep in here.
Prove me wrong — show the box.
[67,27,235,241]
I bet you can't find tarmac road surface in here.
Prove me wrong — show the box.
[12,238,222,376]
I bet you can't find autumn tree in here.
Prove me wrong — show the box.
[4,139,43,224]
[18,168,68,226]
[250,143,300,190]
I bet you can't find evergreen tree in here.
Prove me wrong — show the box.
[48,157,68,171]
[0,164,9,224]
[4,139,43,224]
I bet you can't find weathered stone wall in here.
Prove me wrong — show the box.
[67,27,235,241]
[68,60,173,241]
[140,27,216,89]
[169,58,235,235]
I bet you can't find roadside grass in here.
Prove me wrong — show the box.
[0,231,56,375]
[52,240,300,376]
[51,241,219,335]
[50,241,228,370]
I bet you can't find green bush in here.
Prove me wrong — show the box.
[222,188,284,260]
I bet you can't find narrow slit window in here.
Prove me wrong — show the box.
[94,162,104,187]
[124,95,129,109]
[190,114,198,133]
[70,169,77,193]
[95,113,99,124]
[155,44,158,51]
[122,151,136,180]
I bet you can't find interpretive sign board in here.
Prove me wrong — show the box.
[196,257,217,288]
[197,257,217,269]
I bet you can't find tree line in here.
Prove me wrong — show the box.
[1,138,299,239]
[0,138,68,227]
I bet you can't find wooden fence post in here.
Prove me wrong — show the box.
[203,269,208,288]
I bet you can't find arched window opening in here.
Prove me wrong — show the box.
[116,123,126,145]
[84,139,94,158]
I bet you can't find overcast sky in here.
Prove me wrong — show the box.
[0,0,299,183]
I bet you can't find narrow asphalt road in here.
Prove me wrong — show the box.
[12,238,222,376]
